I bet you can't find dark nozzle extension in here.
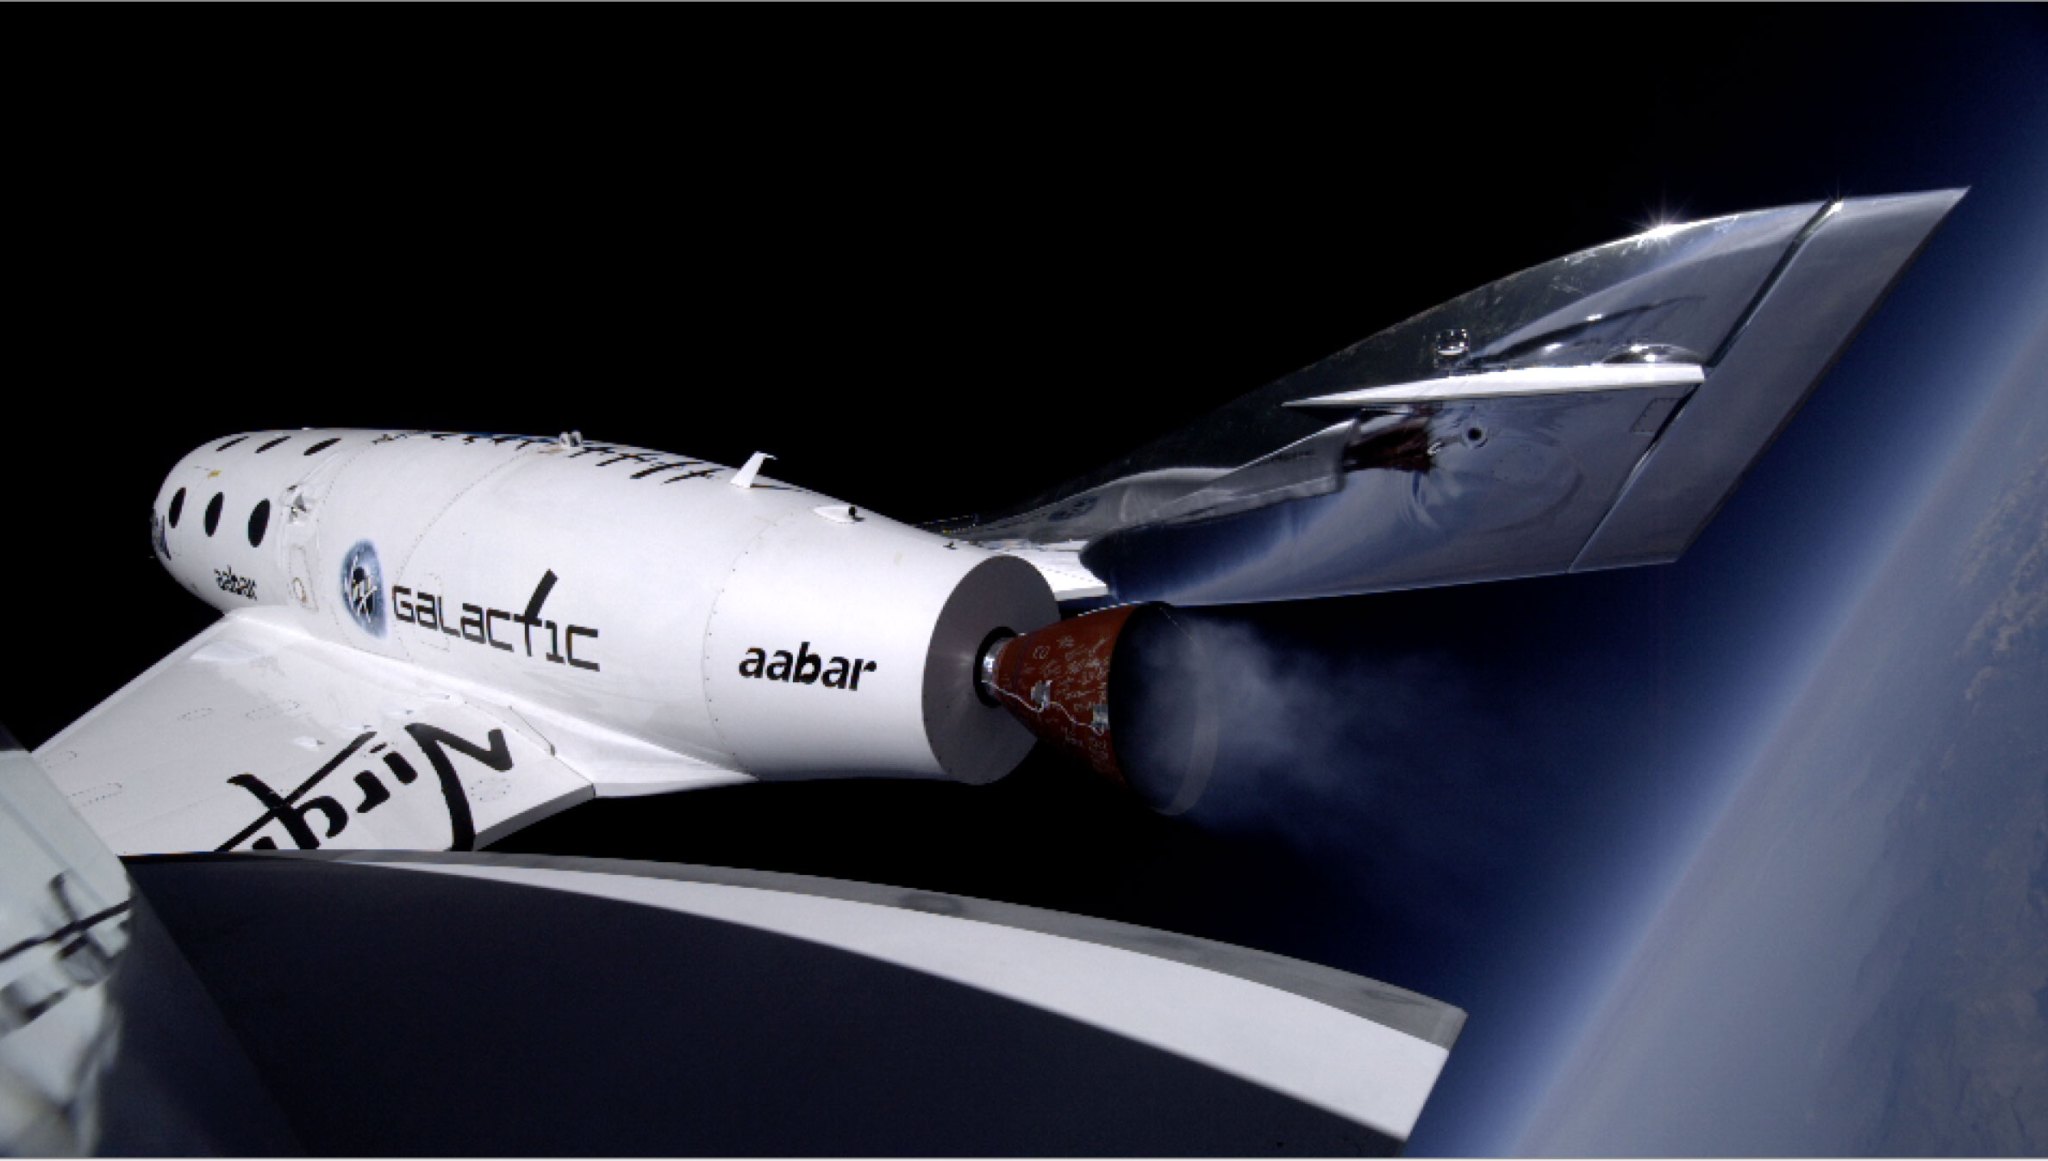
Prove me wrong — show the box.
[975,603,1217,814]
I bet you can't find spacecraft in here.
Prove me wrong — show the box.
[4,191,1961,1153]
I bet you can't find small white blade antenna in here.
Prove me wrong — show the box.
[731,451,775,489]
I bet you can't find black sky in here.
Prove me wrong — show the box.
[11,8,2020,733]
[6,8,2043,1154]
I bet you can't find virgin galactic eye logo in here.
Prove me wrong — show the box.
[341,540,386,637]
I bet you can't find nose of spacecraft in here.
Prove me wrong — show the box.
[975,603,1217,814]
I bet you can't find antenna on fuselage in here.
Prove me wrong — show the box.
[731,451,775,489]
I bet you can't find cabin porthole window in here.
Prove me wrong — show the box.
[247,500,272,547]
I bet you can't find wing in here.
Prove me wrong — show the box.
[954,191,1965,606]
[3,724,1464,1153]
[135,851,1460,1153]
[35,609,745,856]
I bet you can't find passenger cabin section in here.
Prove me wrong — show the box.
[153,429,364,616]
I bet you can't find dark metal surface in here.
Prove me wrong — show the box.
[132,853,1413,1156]
[92,896,303,1156]
[958,202,1818,545]
[299,849,1467,1049]
[1573,190,1969,570]
[953,195,1963,606]
[1080,385,1690,604]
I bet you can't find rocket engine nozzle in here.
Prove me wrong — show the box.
[976,603,1217,814]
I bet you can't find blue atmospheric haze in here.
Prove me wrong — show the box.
[1455,63,2048,1159]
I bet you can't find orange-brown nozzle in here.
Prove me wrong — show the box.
[979,605,1142,786]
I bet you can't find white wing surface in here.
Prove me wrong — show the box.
[35,609,744,856]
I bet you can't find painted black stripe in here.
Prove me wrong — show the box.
[0,900,132,967]
[215,731,376,851]
[633,459,702,479]
[521,571,558,622]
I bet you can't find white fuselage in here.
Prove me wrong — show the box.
[150,430,1056,789]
